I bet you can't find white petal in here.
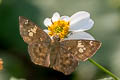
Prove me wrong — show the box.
[60,16,70,22]
[70,11,90,24]
[69,11,94,31]
[65,31,95,40]
[70,19,94,32]
[43,29,49,34]
[52,12,60,22]
[43,29,53,39]
[44,18,52,27]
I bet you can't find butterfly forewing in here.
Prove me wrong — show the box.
[19,16,51,67]
[19,16,51,44]
[60,40,101,61]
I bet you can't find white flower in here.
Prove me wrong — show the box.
[97,77,114,80]
[10,77,26,80]
[44,11,95,40]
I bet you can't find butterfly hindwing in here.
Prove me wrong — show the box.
[19,16,51,44]
[53,47,78,75]
[28,42,51,67]
[60,40,101,61]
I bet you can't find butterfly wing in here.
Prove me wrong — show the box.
[53,47,78,75]
[60,40,101,61]
[19,16,51,44]
[19,16,51,67]
[28,42,51,67]
[53,40,101,75]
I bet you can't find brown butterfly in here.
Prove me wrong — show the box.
[0,58,3,70]
[19,16,101,75]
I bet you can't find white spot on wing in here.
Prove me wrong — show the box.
[28,30,31,32]
[68,47,71,50]
[83,47,86,50]
[29,32,33,37]
[90,41,93,46]
[79,48,84,53]
[77,40,86,53]
[31,26,37,33]
[24,20,28,24]
[40,38,43,41]
[28,26,38,37]
[77,41,84,48]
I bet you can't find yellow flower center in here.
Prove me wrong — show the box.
[48,20,70,39]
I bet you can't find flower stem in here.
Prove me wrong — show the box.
[88,58,120,80]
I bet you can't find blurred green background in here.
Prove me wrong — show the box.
[0,0,120,80]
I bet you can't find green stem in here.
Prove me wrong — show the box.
[88,58,120,80]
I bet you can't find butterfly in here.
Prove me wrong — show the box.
[19,16,101,75]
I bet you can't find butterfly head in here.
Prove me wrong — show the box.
[52,35,60,42]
